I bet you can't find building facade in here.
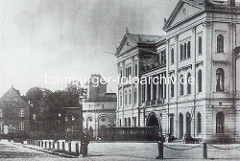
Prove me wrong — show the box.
[116,0,240,143]
[0,87,30,137]
[82,74,117,139]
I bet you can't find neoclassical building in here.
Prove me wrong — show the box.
[115,0,240,143]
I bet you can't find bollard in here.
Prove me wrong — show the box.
[75,143,79,156]
[62,142,65,151]
[157,142,163,159]
[203,143,207,159]
[68,142,71,152]
[57,142,60,150]
[49,141,51,149]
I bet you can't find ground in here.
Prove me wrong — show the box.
[1,140,240,160]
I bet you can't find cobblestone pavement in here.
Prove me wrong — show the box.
[0,140,62,160]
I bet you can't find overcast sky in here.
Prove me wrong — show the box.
[0,0,192,95]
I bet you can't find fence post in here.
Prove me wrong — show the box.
[45,141,47,148]
[57,142,60,150]
[75,143,79,156]
[203,143,207,159]
[49,141,51,149]
[41,141,43,147]
[53,141,55,149]
[68,142,71,152]
[62,142,65,151]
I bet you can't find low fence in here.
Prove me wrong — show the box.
[157,142,240,159]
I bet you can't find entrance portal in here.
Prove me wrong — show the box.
[146,113,160,136]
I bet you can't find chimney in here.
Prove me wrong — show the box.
[229,0,235,6]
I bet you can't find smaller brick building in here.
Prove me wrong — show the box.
[0,87,30,138]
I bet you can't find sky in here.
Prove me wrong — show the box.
[0,0,186,96]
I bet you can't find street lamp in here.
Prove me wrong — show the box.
[79,96,85,140]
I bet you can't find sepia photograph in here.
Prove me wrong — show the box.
[0,0,240,160]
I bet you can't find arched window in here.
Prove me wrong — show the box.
[128,118,131,127]
[171,48,174,64]
[198,70,202,92]
[134,88,137,104]
[186,112,191,136]
[216,68,224,92]
[124,118,127,126]
[197,113,202,134]
[180,75,184,96]
[180,44,183,61]
[216,112,224,133]
[187,41,191,58]
[142,84,145,103]
[184,43,187,59]
[187,73,191,94]
[217,34,224,53]
[119,119,121,127]
[198,37,202,55]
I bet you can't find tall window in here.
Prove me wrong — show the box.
[197,113,202,134]
[124,118,127,127]
[0,108,2,118]
[216,112,224,133]
[198,36,202,55]
[180,44,183,61]
[125,90,128,105]
[187,73,191,94]
[217,34,224,53]
[19,108,24,117]
[119,119,121,127]
[128,118,131,127]
[129,89,131,104]
[170,114,174,134]
[0,122,3,134]
[133,117,137,127]
[171,77,174,97]
[19,122,24,131]
[120,70,122,78]
[171,48,174,64]
[216,68,224,92]
[135,64,137,77]
[180,75,184,96]
[184,43,187,60]
[142,84,145,102]
[198,70,202,92]
[187,41,191,58]
[119,92,122,106]
[134,88,137,104]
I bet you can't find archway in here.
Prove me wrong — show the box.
[146,113,160,136]
[179,113,183,139]
[186,112,191,136]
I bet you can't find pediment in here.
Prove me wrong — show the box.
[163,0,204,31]
[115,34,137,57]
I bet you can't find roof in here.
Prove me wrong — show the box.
[126,33,164,45]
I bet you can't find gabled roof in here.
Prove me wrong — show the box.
[115,27,164,57]
[163,0,206,31]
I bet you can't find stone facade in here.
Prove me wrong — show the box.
[115,0,240,143]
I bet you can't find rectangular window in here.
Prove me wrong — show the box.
[0,108,2,118]
[19,122,24,131]
[4,98,10,102]
[125,93,128,105]
[135,64,138,77]
[13,98,18,102]
[19,108,24,117]
[133,117,137,127]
